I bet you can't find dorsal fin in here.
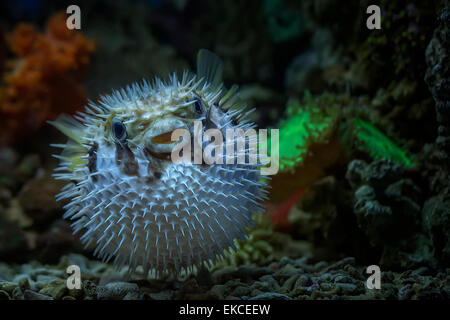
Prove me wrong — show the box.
[197,49,223,90]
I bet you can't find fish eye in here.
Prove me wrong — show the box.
[111,121,127,142]
[194,97,204,117]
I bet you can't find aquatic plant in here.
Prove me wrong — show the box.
[0,12,96,144]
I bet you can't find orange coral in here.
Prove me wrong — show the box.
[0,12,96,144]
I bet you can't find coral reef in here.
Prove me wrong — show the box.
[352,118,412,167]
[346,159,437,269]
[269,92,412,204]
[0,0,447,302]
[425,3,450,171]
[0,12,96,144]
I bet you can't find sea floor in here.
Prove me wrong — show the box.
[0,252,448,300]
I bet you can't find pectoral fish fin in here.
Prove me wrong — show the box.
[48,114,87,171]
[48,114,84,145]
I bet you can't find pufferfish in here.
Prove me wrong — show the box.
[50,50,268,275]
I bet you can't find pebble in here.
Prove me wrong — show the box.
[97,282,139,300]
[249,292,292,300]
[273,264,299,279]
[148,291,173,300]
[0,281,18,293]
[12,287,23,300]
[14,274,31,290]
[281,275,298,292]
[333,274,353,283]
[39,282,68,300]
[231,285,251,296]
[209,284,227,300]
[23,290,54,300]
[335,283,359,295]
[0,290,10,300]
[295,274,312,287]
[398,284,413,300]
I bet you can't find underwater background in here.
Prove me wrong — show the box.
[0,0,448,300]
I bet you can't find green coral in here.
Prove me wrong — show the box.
[353,118,412,167]
[269,95,336,172]
[267,92,412,172]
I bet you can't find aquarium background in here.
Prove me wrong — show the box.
[0,0,448,300]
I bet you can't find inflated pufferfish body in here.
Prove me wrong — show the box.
[51,50,268,275]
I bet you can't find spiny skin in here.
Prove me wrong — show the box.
[51,50,268,275]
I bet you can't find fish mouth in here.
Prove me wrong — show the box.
[147,128,185,161]
[150,128,184,145]
[145,148,172,161]
[145,118,189,158]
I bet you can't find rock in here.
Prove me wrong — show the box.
[281,275,298,292]
[0,186,12,207]
[148,291,173,300]
[0,147,18,175]
[231,285,251,297]
[0,209,30,257]
[36,220,83,263]
[14,274,31,290]
[123,291,143,300]
[12,287,23,300]
[211,266,238,284]
[273,264,300,280]
[295,274,312,287]
[323,257,355,272]
[259,275,280,291]
[334,283,359,295]
[0,147,19,189]
[362,160,404,190]
[23,289,54,300]
[0,290,10,300]
[209,284,227,300]
[0,263,14,281]
[249,292,292,300]
[82,280,97,298]
[354,199,394,245]
[14,154,41,183]
[17,171,65,224]
[0,281,18,293]
[346,160,368,188]
[355,185,375,201]
[422,195,450,264]
[39,281,68,300]
[251,281,272,293]
[97,282,139,300]
[398,284,413,300]
[333,275,353,283]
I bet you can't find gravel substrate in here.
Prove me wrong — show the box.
[0,253,448,300]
